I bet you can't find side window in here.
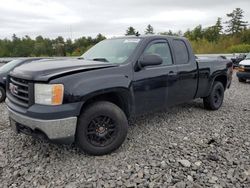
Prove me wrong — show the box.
[144,42,173,65]
[173,40,189,64]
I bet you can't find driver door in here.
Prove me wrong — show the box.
[132,39,178,115]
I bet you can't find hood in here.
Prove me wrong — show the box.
[239,59,250,66]
[10,58,118,81]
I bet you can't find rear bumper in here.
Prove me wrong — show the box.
[7,100,79,144]
[236,72,250,79]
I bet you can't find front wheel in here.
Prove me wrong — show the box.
[76,101,128,155]
[0,86,6,103]
[203,81,224,110]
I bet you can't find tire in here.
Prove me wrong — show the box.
[0,86,6,103]
[203,81,224,110]
[238,78,246,82]
[76,101,128,155]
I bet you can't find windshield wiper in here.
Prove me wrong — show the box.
[78,57,109,62]
[91,58,109,62]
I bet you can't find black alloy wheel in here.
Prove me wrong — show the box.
[86,115,117,147]
[203,81,225,110]
[213,87,223,109]
[76,101,128,155]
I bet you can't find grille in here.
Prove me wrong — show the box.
[8,76,33,107]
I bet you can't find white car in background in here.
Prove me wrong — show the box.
[237,53,250,82]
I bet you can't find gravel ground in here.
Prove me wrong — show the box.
[0,74,250,188]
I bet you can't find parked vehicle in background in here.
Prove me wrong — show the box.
[231,54,246,68]
[237,53,250,82]
[196,55,229,61]
[6,36,233,155]
[0,58,43,102]
[218,55,227,60]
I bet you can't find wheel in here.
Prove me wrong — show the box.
[0,86,6,103]
[76,101,128,155]
[203,81,224,110]
[238,78,246,82]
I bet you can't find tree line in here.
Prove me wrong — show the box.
[0,8,249,57]
[125,8,250,54]
[0,33,106,57]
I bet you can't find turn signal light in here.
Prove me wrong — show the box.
[52,84,64,105]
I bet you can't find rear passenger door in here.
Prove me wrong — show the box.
[171,39,198,104]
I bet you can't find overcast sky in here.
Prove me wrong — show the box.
[0,0,249,39]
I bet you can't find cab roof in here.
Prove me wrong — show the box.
[111,35,187,40]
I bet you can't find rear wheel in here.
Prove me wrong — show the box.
[238,78,246,82]
[203,81,224,110]
[0,86,6,103]
[76,101,128,155]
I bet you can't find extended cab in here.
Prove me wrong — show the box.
[6,36,233,155]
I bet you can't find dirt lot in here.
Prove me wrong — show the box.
[0,74,250,188]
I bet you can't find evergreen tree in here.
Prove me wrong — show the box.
[215,17,223,34]
[65,39,74,55]
[160,30,174,36]
[145,24,154,34]
[225,8,248,34]
[53,36,66,56]
[95,33,106,43]
[203,18,223,42]
[160,30,182,36]
[125,27,137,35]
[184,25,203,41]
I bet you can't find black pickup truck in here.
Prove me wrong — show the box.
[6,36,233,155]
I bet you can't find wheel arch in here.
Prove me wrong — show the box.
[207,74,227,96]
[213,74,227,89]
[79,88,133,118]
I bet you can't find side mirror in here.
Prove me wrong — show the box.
[138,54,163,68]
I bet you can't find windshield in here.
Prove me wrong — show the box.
[81,38,141,64]
[0,59,23,73]
[245,53,250,60]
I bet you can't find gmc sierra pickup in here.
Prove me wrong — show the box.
[6,35,233,155]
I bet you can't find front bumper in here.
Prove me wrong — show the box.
[8,107,77,144]
[236,72,250,79]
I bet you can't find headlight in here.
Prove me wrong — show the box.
[34,84,64,105]
[238,65,245,72]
